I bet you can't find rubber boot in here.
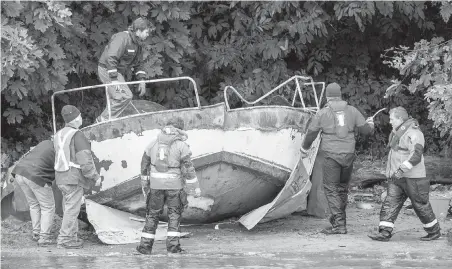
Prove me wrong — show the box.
[136,238,153,255]
[421,223,441,241]
[321,215,347,234]
[368,230,391,242]
[420,231,441,241]
[321,226,347,234]
[167,245,186,256]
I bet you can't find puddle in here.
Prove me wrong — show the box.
[2,251,452,269]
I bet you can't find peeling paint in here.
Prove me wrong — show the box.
[85,104,310,193]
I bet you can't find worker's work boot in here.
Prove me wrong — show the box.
[32,233,40,242]
[320,226,347,235]
[420,231,441,241]
[136,245,153,255]
[167,245,186,256]
[38,238,54,247]
[368,230,391,242]
[57,239,84,249]
[136,238,153,255]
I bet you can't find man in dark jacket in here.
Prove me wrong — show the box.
[12,140,55,246]
[369,107,441,241]
[54,105,101,249]
[97,17,154,122]
[137,117,201,255]
[301,83,374,234]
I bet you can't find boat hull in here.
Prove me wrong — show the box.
[84,103,312,222]
[2,103,313,223]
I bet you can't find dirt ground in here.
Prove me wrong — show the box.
[2,198,451,260]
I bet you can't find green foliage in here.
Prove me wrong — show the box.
[2,1,452,161]
[383,37,452,138]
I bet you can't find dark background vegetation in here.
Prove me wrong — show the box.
[2,1,451,164]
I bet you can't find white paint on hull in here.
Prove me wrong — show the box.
[91,128,302,190]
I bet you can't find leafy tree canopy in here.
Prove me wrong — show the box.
[1,1,451,161]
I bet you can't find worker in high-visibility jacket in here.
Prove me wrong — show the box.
[54,105,101,249]
[137,117,201,255]
[369,107,441,242]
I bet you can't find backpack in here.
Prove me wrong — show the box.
[329,106,350,139]
[154,127,174,173]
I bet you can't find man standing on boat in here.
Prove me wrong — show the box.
[97,17,154,122]
[54,105,101,248]
[368,107,441,242]
[300,83,374,234]
[137,117,201,255]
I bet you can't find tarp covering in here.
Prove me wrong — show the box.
[239,135,321,230]
[85,199,190,244]
[306,150,328,218]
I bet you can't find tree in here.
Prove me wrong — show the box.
[383,37,452,138]
[1,1,452,160]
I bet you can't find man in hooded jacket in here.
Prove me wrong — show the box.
[97,17,154,122]
[137,117,201,255]
[301,83,374,234]
[54,105,101,249]
[368,106,441,241]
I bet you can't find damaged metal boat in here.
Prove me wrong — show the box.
[2,76,324,227]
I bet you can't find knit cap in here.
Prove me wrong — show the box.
[61,105,81,123]
[326,83,342,98]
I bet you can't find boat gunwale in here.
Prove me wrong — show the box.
[81,102,317,132]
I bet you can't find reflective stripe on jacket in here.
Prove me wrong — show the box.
[386,123,426,178]
[98,31,146,80]
[141,127,199,190]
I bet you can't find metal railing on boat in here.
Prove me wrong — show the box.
[51,77,200,133]
[223,75,325,112]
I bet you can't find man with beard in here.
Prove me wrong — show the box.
[368,106,441,241]
[97,17,154,122]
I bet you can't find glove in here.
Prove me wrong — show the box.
[194,187,201,198]
[390,168,404,181]
[94,178,102,188]
[366,117,374,125]
[138,82,146,97]
[300,147,308,159]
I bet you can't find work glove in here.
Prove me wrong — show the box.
[91,177,102,194]
[300,147,309,159]
[390,168,404,181]
[138,82,146,97]
[186,185,202,198]
[109,79,122,94]
[194,187,201,198]
[366,117,375,126]
[94,177,102,188]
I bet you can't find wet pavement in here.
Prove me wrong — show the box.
[2,251,452,269]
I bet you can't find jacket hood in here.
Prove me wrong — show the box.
[158,126,188,144]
